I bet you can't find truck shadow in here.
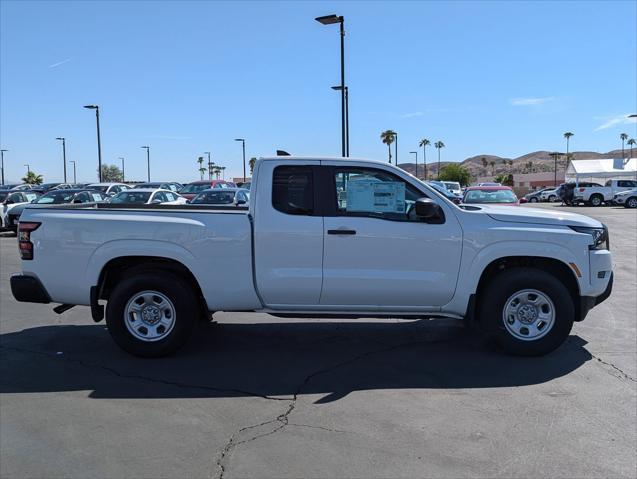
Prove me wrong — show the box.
[0,320,592,403]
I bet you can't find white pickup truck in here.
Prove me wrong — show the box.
[11,157,613,357]
[573,179,637,206]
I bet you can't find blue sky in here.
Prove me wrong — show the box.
[1,0,636,183]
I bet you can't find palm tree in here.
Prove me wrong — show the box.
[249,157,257,175]
[489,160,496,176]
[628,138,636,158]
[564,132,574,170]
[620,133,629,158]
[381,130,396,164]
[418,138,430,179]
[434,141,445,179]
[197,156,205,180]
[481,157,488,175]
[21,170,43,185]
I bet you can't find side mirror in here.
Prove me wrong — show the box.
[415,198,442,219]
[151,199,162,204]
[236,199,246,205]
[73,198,83,204]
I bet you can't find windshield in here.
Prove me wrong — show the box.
[90,185,109,193]
[464,189,517,204]
[110,191,151,204]
[180,183,211,194]
[134,183,160,189]
[35,191,76,204]
[191,191,236,204]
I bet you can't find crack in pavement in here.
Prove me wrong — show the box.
[0,345,292,401]
[590,353,637,383]
[213,338,438,479]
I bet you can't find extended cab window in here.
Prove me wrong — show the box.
[273,166,314,215]
[333,167,426,221]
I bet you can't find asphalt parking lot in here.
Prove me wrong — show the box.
[1,203,635,479]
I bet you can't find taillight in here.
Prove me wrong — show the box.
[579,188,585,192]
[18,222,41,260]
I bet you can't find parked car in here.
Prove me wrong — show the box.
[190,188,250,206]
[524,187,554,203]
[426,181,462,204]
[9,184,34,191]
[11,156,612,358]
[442,181,463,197]
[5,189,109,231]
[612,188,637,208]
[463,186,521,205]
[540,188,559,202]
[109,189,188,205]
[0,184,21,190]
[29,182,63,194]
[1,190,41,230]
[179,180,236,200]
[133,182,183,192]
[573,179,637,206]
[87,182,131,196]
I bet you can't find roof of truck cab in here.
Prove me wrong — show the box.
[260,156,391,166]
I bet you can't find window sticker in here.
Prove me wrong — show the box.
[91,193,103,202]
[346,180,405,213]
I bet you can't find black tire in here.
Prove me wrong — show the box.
[589,194,603,207]
[105,271,200,357]
[530,197,538,203]
[625,197,637,209]
[477,267,574,356]
[548,195,557,202]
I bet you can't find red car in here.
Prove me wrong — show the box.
[462,186,525,205]
[179,180,236,200]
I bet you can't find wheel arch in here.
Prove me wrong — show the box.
[474,255,582,320]
[94,255,208,322]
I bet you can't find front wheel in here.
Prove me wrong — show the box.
[478,268,574,356]
[105,272,200,357]
[529,197,538,203]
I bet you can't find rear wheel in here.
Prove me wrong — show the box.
[105,272,200,357]
[529,197,538,203]
[478,267,574,356]
[589,194,603,207]
[548,195,557,202]
[625,197,637,208]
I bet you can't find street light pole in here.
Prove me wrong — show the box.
[331,86,349,156]
[204,152,212,181]
[235,139,246,182]
[141,146,150,181]
[394,132,398,168]
[119,157,125,182]
[316,14,346,157]
[83,105,102,181]
[69,160,77,184]
[24,164,30,175]
[55,137,67,182]
[410,151,418,177]
[0,149,7,185]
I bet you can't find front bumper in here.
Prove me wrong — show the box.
[578,272,613,321]
[10,274,51,303]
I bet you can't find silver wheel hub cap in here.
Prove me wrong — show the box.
[502,289,555,341]
[125,290,176,342]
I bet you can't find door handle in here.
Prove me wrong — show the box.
[327,229,357,235]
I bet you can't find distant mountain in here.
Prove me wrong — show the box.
[397,149,629,179]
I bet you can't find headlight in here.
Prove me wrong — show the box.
[569,225,609,250]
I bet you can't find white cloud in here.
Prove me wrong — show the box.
[48,58,72,68]
[510,97,555,106]
[594,114,637,131]
[401,111,423,118]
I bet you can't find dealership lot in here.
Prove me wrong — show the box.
[0,203,635,478]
